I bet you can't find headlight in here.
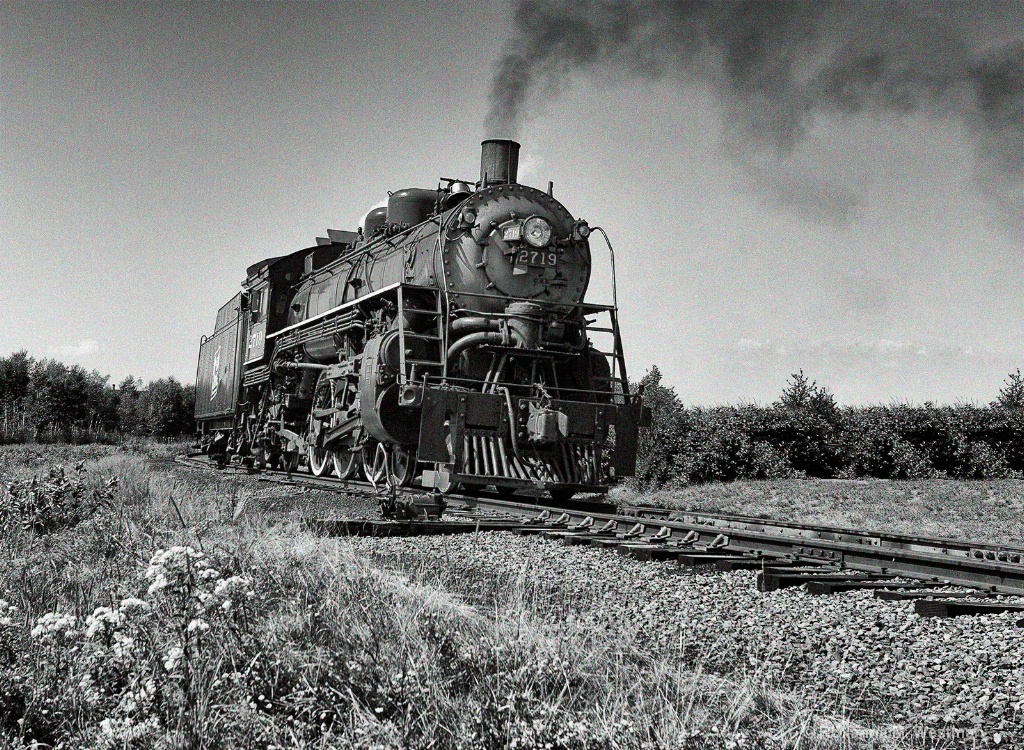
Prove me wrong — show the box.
[523,216,552,248]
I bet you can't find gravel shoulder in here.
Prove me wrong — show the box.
[351,530,1024,747]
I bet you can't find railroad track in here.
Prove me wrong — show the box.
[174,454,1024,610]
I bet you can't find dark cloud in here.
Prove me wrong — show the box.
[489,0,1024,219]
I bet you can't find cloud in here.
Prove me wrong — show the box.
[490,1,1024,224]
[50,339,100,357]
[517,151,545,182]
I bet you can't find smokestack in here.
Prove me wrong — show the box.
[480,139,520,186]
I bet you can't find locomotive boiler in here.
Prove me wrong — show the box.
[194,140,645,511]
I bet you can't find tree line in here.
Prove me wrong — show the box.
[0,351,195,443]
[635,367,1024,486]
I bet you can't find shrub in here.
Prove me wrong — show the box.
[635,367,1024,485]
[1,463,117,534]
[633,367,690,488]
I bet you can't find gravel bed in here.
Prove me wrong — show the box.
[348,531,1024,747]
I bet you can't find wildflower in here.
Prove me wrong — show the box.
[145,546,210,596]
[31,611,78,641]
[164,646,184,672]
[85,606,121,639]
[213,575,251,595]
[110,633,137,659]
[186,618,209,633]
[0,599,18,628]
[118,597,149,613]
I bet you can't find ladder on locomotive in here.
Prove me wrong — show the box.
[583,305,632,405]
[395,285,445,386]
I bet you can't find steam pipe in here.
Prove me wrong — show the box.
[450,317,500,334]
[276,361,329,372]
[445,331,506,362]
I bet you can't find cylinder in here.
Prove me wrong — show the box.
[480,139,520,186]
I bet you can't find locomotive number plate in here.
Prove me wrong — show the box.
[502,225,522,241]
[515,249,558,268]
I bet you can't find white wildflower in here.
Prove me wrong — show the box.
[31,611,78,641]
[118,597,149,613]
[85,606,121,639]
[0,599,18,628]
[145,546,209,595]
[111,632,136,659]
[186,618,209,633]
[164,645,184,672]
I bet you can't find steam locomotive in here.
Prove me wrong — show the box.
[194,140,645,512]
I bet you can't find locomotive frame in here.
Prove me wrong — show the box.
[194,140,646,511]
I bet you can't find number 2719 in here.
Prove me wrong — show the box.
[515,250,558,267]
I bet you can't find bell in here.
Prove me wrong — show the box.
[443,181,472,210]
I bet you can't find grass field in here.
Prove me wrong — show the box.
[0,444,1001,748]
[613,478,1024,547]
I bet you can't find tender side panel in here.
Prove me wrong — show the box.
[196,294,245,420]
[215,295,240,332]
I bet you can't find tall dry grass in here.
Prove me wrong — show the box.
[0,447,939,749]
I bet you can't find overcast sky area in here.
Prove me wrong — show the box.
[1,0,1022,405]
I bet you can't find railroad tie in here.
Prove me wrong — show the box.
[874,590,993,601]
[676,552,745,567]
[715,557,799,572]
[914,599,1024,619]
[308,519,527,537]
[805,580,953,596]
[758,570,889,593]
[617,543,683,562]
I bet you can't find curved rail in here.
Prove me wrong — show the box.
[174,455,1024,596]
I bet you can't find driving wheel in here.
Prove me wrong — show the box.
[362,441,387,486]
[390,446,416,487]
[332,443,360,480]
[306,373,333,477]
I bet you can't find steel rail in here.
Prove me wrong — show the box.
[174,455,1024,595]
[623,506,1024,559]
[460,495,1024,595]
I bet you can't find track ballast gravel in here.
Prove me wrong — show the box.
[348,531,1024,747]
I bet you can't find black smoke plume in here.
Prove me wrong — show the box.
[488,0,1024,219]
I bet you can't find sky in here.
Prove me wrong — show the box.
[1,0,1022,406]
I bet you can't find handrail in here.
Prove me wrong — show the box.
[267,281,404,339]
[589,226,618,314]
